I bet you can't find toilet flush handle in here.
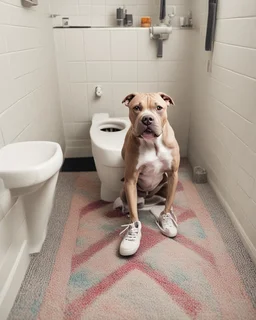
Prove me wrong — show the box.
[95,86,103,97]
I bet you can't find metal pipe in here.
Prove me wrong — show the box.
[157,39,163,58]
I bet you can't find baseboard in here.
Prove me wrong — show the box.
[61,157,96,172]
[207,176,256,266]
[0,241,30,320]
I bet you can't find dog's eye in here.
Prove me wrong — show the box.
[133,105,141,111]
[156,106,163,111]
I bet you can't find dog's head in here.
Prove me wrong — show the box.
[122,92,174,140]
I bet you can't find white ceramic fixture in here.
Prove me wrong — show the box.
[90,113,130,202]
[0,141,63,319]
[0,141,63,254]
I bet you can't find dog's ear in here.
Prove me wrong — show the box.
[122,93,136,107]
[158,92,175,107]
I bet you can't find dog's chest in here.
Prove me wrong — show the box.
[136,139,173,174]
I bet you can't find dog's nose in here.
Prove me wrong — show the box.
[142,115,154,126]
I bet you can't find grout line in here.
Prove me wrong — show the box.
[82,29,90,122]
[208,93,253,125]
[109,28,115,117]
[15,67,40,80]
[13,67,42,80]
[2,47,43,55]
[212,61,256,82]
[0,85,38,117]
[0,0,25,8]
[0,24,38,30]
[215,41,256,51]
[0,23,41,29]
[217,16,256,20]
[11,123,30,143]
[216,114,256,156]
[209,74,232,89]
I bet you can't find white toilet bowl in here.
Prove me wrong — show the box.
[0,141,63,254]
[90,113,130,202]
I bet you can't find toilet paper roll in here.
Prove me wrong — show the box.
[151,26,172,35]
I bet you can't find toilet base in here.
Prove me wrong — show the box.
[22,172,59,253]
[101,183,120,202]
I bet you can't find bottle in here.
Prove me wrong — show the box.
[141,16,151,27]
[188,10,193,27]
[116,7,124,27]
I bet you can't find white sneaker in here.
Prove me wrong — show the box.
[119,221,142,256]
[156,209,178,238]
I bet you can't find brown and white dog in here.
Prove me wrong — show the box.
[117,92,180,256]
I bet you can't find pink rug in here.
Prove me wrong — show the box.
[36,165,256,320]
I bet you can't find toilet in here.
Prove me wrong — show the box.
[0,141,63,254]
[90,113,130,202]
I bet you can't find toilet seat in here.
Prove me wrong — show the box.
[90,118,130,152]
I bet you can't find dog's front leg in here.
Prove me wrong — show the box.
[155,168,179,238]
[124,171,140,222]
[119,169,142,257]
[164,169,178,214]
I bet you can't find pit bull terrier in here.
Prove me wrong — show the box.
[116,92,180,256]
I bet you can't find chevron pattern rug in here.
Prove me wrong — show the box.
[9,163,256,320]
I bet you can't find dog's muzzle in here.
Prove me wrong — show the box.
[141,115,154,126]
[134,115,162,139]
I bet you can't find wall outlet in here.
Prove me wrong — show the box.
[21,0,38,7]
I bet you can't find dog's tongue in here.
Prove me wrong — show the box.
[142,129,155,140]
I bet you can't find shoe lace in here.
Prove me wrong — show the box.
[156,209,178,230]
[120,223,139,241]
[162,213,174,225]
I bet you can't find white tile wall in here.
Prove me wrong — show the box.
[0,0,64,213]
[87,62,112,82]
[65,29,85,61]
[54,27,192,157]
[84,29,111,60]
[111,30,137,60]
[49,0,191,27]
[138,61,158,82]
[189,0,256,262]
[217,0,256,19]
[112,61,137,82]
[68,62,87,82]
[0,1,64,316]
